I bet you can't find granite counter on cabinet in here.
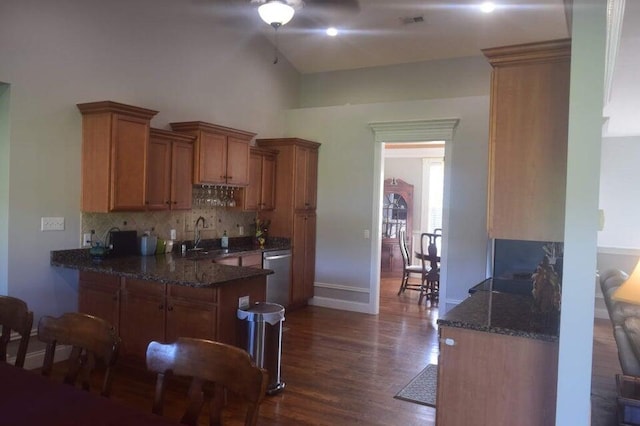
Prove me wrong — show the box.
[437,277,559,342]
[50,248,275,288]
[50,246,282,361]
[435,277,559,426]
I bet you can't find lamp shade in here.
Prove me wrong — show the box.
[612,259,640,304]
[258,1,295,26]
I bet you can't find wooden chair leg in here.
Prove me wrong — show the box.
[397,272,408,295]
[418,276,427,305]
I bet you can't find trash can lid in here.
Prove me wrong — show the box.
[237,302,285,324]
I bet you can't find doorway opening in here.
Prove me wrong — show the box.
[381,143,445,281]
[369,119,458,315]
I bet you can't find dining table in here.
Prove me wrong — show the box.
[0,362,178,425]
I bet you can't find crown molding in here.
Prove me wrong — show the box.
[369,119,459,143]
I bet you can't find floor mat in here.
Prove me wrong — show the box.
[394,364,437,408]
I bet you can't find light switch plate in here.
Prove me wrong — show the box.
[41,217,65,231]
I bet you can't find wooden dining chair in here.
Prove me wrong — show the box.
[37,312,121,397]
[146,337,268,426]
[419,229,442,305]
[397,229,426,296]
[0,295,34,368]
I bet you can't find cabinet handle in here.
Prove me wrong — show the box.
[165,201,171,205]
[167,305,173,312]
[227,175,232,179]
[158,304,164,310]
[112,294,118,301]
[172,201,177,205]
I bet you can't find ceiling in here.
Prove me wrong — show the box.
[201,0,570,73]
[196,0,639,137]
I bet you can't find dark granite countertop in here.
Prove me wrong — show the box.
[437,278,560,342]
[49,240,288,288]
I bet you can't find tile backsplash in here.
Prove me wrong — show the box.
[82,207,256,246]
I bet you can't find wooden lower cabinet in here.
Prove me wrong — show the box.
[78,271,120,330]
[436,326,558,426]
[120,278,166,360]
[292,213,316,305]
[78,271,266,362]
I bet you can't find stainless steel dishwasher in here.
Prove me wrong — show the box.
[263,249,291,307]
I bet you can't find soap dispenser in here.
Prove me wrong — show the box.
[221,230,229,249]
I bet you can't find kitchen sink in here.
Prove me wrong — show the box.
[184,248,230,260]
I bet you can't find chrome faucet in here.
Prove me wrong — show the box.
[194,216,205,249]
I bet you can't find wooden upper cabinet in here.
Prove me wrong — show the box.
[147,128,195,210]
[293,146,318,211]
[169,121,255,186]
[483,39,571,242]
[243,146,277,211]
[77,101,158,212]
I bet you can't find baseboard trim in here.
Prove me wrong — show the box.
[10,345,72,371]
[309,296,374,314]
[314,282,370,294]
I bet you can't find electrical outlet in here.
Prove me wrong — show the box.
[364,229,370,239]
[83,233,92,247]
[238,295,250,309]
[41,217,65,231]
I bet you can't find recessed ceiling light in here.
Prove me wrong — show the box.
[326,27,339,37]
[480,1,496,13]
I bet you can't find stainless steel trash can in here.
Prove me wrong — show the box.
[237,302,285,395]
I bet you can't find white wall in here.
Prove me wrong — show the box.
[599,136,640,249]
[299,56,491,107]
[0,0,299,321]
[284,96,490,309]
[556,0,607,423]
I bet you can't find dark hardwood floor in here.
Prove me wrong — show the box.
[60,276,619,425]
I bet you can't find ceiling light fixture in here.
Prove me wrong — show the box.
[258,1,295,65]
[258,1,295,28]
[326,27,339,37]
[480,1,496,13]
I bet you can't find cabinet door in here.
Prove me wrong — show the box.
[78,272,120,331]
[292,213,315,305]
[197,132,226,184]
[294,146,318,211]
[306,148,318,210]
[303,213,316,300]
[291,213,307,305]
[226,136,250,186]
[119,279,165,360]
[146,137,172,210]
[171,140,194,210]
[165,298,217,343]
[294,147,310,210]
[486,43,570,242]
[436,326,558,426]
[243,150,262,211]
[111,114,150,210]
[261,153,276,211]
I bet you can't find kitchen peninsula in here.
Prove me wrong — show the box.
[436,278,559,426]
[51,247,274,362]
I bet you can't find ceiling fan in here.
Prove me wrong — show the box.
[248,0,359,63]
[249,0,360,28]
